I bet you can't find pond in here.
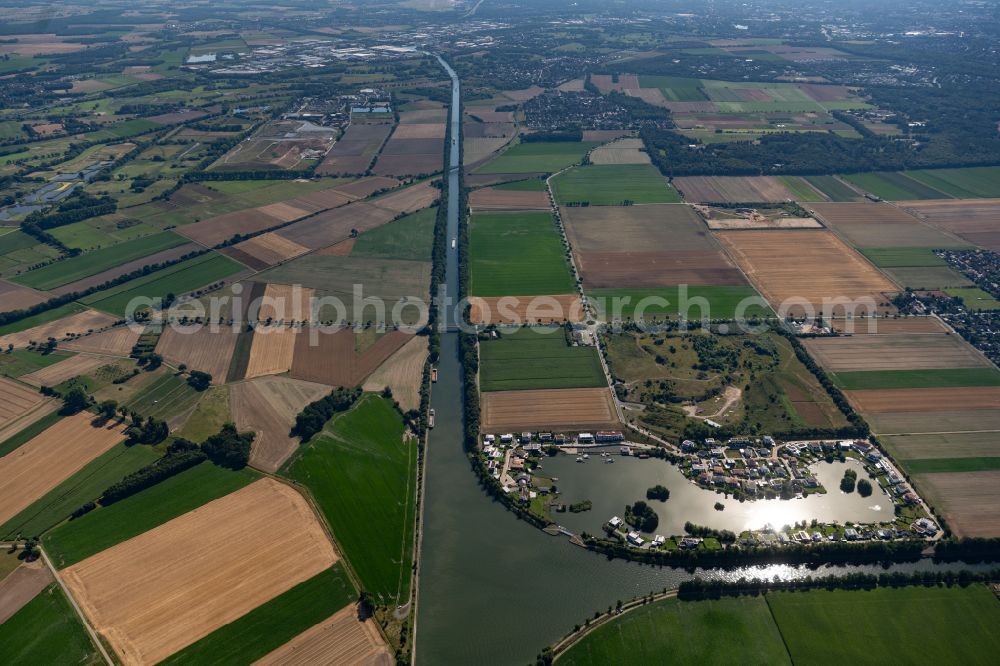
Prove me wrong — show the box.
[541,454,887,537]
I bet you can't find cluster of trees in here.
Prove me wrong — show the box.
[201,423,253,469]
[521,129,583,143]
[24,192,116,231]
[186,370,212,391]
[841,468,857,493]
[646,484,670,501]
[291,387,362,442]
[684,521,737,543]
[935,538,1000,563]
[102,441,205,505]
[126,415,169,446]
[625,501,659,532]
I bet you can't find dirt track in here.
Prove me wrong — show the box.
[63,478,338,666]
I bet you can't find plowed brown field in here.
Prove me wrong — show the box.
[363,335,428,411]
[899,199,1000,251]
[829,317,946,334]
[673,176,797,203]
[810,202,965,248]
[63,478,338,666]
[482,388,618,431]
[716,230,898,316]
[469,294,585,324]
[232,233,309,268]
[290,329,411,387]
[155,325,240,382]
[232,376,331,472]
[0,280,49,312]
[0,561,53,624]
[848,387,1000,413]
[0,412,127,526]
[253,605,391,666]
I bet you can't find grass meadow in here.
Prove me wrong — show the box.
[551,164,680,205]
[0,585,99,664]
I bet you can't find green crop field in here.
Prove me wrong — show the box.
[860,247,972,289]
[833,367,1000,390]
[81,252,245,317]
[476,141,598,174]
[0,349,73,379]
[842,171,950,200]
[776,176,826,202]
[12,231,189,290]
[0,302,88,336]
[0,442,160,540]
[479,327,606,392]
[767,585,1000,664]
[588,286,772,321]
[282,395,416,605]
[124,372,202,422]
[551,164,680,205]
[493,178,548,191]
[159,564,356,666]
[861,247,949,268]
[43,462,258,568]
[945,287,1000,311]
[637,75,707,101]
[906,167,1000,198]
[469,211,575,297]
[802,175,862,201]
[352,206,436,261]
[0,585,100,664]
[903,457,1000,473]
[0,412,62,458]
[559,596,790,665]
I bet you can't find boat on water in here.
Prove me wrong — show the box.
[431,367,438,382]
[429,408,436,428]
[582,454,589,460]
[575,457,583,463]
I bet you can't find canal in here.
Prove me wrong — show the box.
[414,57,994,666]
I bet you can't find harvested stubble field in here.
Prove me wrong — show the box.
[20,354,109,387]
[562,205,745,287]
[60,327,141,357]
[0,376,46,428]
[803,333,990,372]
[829,317,947,334]
[917,471,1000,537]
[481,387,618,431]
[179,208,288,247]
[0,412,126,527]
[715,230,898,317]
[0,309,116,350]
[898,199,1000,252]
[244,326,296,379]
[62,478,338,666]
[225,233,309,270]
[469,186,551,210]
[372,153,443,178]
[155,325,240,381]
[257,283,315,323]
[232,375,331,472]
[275,202,396,250]
[808,202,967,249]
[291,329,411,387]
[0,280,48,313]
[330,176,400,200]
[254,605,391,666]
[363,335,428,411]
[468,294,585,325]
[588,138,650,165]
[847,386,1000,413]
[866,409,1000,435]
[316,124,393,175]
[0,560,53,625]
[882,432,1000,461]
[369,180,440,214]
[464,137,511,165]
[673,175,798,203]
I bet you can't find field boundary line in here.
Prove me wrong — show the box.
[38,545,114,666]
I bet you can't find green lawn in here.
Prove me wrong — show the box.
[833,367,1000,390]
[282,395,416,605]
[159,564,356,666]
[0,585,100,664]
[470,211,575,297]
[767,585,1000,665]
[476,141,598,174]
[43,462,258,568]
[904,457,1000,474]
[352,206,436,261]
[842,171,950,201]
[802,175,862,201]
[479,327,606,392]
[906,167,1000,198]
[12,232,189,291]
[588,286,772,321]
[946,287,1000,311]
[0,412,62,458]
[0,302,87,337]
[81,252,245,317]
[551,164,680,205]
[0,442,160,540]
[559,596,790,665]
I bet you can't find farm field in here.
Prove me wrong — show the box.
[0,348,71,379]
[479,328,606,392]
[174,385,230,443]
[155,325,240,381]
[558,596,789,666]
[0,280,49,313]
[0,307,114,349]
[468,294,585,325]
[283,395,416,605]
[316,122,393,175]
[551,164,680,205]
[904,167,1000,199]
[803,333,991,372]
[562,204,745,288]
[481,387,618,431]
[917,471,1000,537]
[0,441,159,540]
[158,565,357,666]
[20,354,110,388]
[882,432,1000,461]
[0,375,47,428]
[469,211,575,297]
[253,604,391,666]
[59,326,142,357]
[715,229,898,317]
[0,412,127,527]
[0,410,60,458]
[833,367,1000,390]
[0,585,100,665]
[673,175,798,203]
[81,253,246,317]
[847,386,1000,413]
[362,335,429,411]
[290,329,411,387]
[0,559,52,625]
[470,186,551,210]
[587,137,650,165]
[231,375,331,472]
[802,175,864,201]
[898,199,1000,252]
[809,202,967,249]
[351,206,436,261]
[224,233,309,270]
[244,326,297,378]
[945,287,1000,311]
[860,248,971,290]
[124,372,202,426]
[587,286,770,321]
[62,478,338,666]
[44,462,259,568]
[842,171,951,200]
[767,585,1000,663]
[475,141,598,174]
